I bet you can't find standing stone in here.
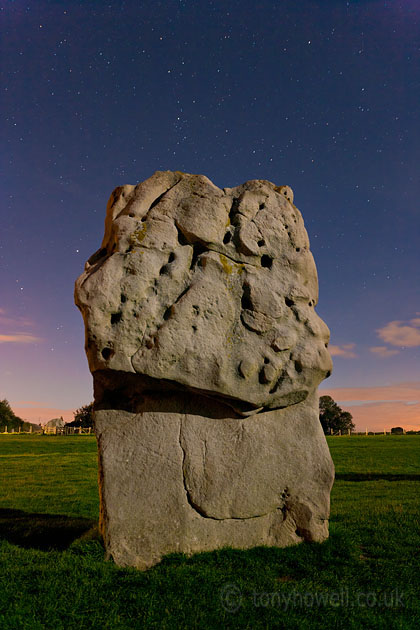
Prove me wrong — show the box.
[75,171,334,569]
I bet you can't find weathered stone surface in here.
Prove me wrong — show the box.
[75,171,334,569]
[76,171,331,415]
[95,391,333,570]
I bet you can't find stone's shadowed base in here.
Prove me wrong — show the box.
[95,390,334,570]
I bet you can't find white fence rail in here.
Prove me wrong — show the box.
[0,426,92,435]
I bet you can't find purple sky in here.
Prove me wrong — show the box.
[1,1,419,429]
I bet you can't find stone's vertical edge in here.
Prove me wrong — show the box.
[93,411,109,555]
[93,405,189,569]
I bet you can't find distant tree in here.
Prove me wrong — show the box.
[66,402,94,428]
[391,427,404,435]
[0,399,24,432]
[319,395,355,435]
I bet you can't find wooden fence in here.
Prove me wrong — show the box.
[0,426,92,435]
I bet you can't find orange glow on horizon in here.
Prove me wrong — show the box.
[11,406,75,426]
[10,381,420,431]
[320,382,420,432]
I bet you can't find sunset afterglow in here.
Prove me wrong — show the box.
[1,2,419,431]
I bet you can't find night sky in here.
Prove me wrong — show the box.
[1,0,419,430]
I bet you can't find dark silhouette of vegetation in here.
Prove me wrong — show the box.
[66,402,94,428]
[319,395,355,435]
[0,399,34,432]
[391,427,404,435]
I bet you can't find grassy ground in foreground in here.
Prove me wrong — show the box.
[0,434,419,629]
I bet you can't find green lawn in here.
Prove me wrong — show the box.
[0,436,98,519]
[0,434,419,629]
[328,434,420,479]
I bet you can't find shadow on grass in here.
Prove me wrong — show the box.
[153,529,357,580]
[335,473,420,481]
[0,508,97,550]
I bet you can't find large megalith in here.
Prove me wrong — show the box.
[75,170,334,570]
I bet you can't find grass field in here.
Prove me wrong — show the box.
[0,434,419,629]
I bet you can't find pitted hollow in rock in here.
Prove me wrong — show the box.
[75,171,332,414]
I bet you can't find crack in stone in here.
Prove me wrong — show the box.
[212,248,259,269]
[81,251,113,287]
[173,219,262,269]
[178,414,218,519]
[178,412,280,521]
[115,178,183,227]
[146,179,182,213]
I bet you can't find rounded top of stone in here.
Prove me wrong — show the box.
[75,171,332,416]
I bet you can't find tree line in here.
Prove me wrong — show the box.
[319,395,355,435]
[0,399,35,432]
